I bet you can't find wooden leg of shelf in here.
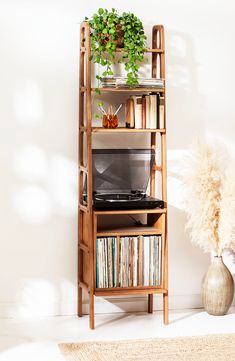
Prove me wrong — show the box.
[78,286,83,317]
[163,293,169,324]
[89,293,95,330]
[148,294,153,313]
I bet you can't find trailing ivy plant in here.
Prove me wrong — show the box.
[85,8,147,87]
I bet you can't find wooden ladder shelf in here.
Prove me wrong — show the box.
[78,22,168,329]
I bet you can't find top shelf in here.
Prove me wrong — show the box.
[80,47,164,54]
[80,87,165,93]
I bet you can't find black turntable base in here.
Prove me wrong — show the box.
[92,191,164,210]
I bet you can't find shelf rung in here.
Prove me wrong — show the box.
[79,243,89,253]
[79,204,88,213]
[153,165,162,171]
[79,281,89,290]
[79,165,88,173]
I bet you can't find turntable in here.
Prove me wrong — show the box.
[84,149,164,210]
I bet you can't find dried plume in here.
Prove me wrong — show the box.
[218,162,235,254]
[182,141,224,254]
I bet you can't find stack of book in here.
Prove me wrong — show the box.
[101,77,164,88]
[126,93,165,129]
[96,235,162,288]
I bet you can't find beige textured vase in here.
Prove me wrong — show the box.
[202,256,234,316]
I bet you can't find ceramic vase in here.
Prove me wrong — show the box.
[202,256,234,315]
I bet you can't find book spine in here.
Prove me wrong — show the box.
[124,237,128,287]
[153,236,158,286]
[100,238,103,288]
[159,96,165,129]
[149,94,157,129]
[108,237,113,288]
[158,236,162,286]
[144,236,150,286]
[149,236,154,286]
[134,96,142,129]
[142,96,146,129]
[112,237,116,287]
[119,238,122,287]
[96,239,99,288]
[125,98,135,128]
[156,93,160,129]
[145,95,150,129]
[105,238,108,288]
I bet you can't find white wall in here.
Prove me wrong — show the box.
[0,0,234,318]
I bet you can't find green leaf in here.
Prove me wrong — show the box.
[102,28,108,34]
[98,8,104,15]
[109,28,115,35]
[98,101,104,106]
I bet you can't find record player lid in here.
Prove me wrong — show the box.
[92,149,154,194]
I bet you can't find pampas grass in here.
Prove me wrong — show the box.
[218,163,235,254]
[183,141,234,256]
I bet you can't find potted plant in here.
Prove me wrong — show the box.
[85,8,147,86]
[183,141,234,315]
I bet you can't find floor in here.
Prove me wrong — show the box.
[0,308,235,361]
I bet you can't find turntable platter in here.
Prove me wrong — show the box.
[94,192,143,202]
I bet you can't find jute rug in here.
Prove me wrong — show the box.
[59,333,235,361]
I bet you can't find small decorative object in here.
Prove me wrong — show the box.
[98,103,122,129]
[84,8,147,86]
[182,141,235,315]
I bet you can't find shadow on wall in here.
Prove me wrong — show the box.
[166,29,206,148]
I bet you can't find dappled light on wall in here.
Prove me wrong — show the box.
[12,145,48,182]
[12,185,52,224]
[11,146,77,223]
[13,80,43,125]
[15,279,58,319]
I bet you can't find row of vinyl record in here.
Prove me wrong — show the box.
[125,93,164,129]
[96,235,162,288]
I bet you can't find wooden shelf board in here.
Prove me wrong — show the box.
[94,87,165,93]
[80,47,164,54]
[91,127,165,133]
[80,87,165,93]
[116,48,164,54]
[94,208,167,215]
[95,287,167,296]
[97,226,162,237]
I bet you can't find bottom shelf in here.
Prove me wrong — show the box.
[95,287,167,296]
